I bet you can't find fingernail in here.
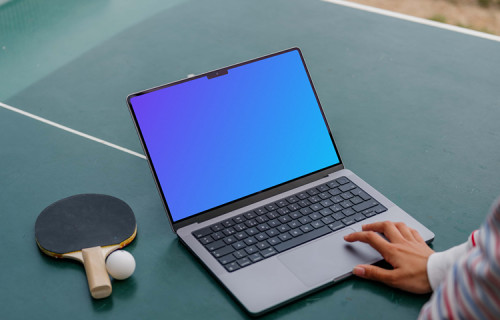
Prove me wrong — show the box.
[353,267,365,277]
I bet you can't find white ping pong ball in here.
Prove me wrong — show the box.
[106,250,136,280]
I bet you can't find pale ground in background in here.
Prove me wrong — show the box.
[348,0,500,35]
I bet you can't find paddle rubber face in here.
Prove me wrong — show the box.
[35,194,137,256]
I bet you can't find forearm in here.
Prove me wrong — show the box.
[419,198,500,319]
[426,230,478,290]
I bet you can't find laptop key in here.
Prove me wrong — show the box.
[350,196,363,204]
[307,188,319,196]
[218,254,236,265]
[257,224,270,232]
[255,216,269,223]
[233,215,246,224]
[278,215,291,224]
[317,184,330,192]
[309,196,321,203]
[332,212,345,221]
[311,220,325,229]
[321,216,335,225]
[244,237,257,246]
[363,210,377,218]
[211,231,224,240]
[296,192,308,200]
[309,212,322,221]
[327,180,340,188]
[289,211,302,219]
[245,219,258,228]
[267,219,280,228]
[256,241,270,250]
[352,200,379,213]
[277,224,291,233]
[358,191,371,201]
[275,226,331,252]
[300,224,313,233]
[298,216,312,225]
[249,253,263,263]
[276,200,288,207]
[260,247,277,258]
[288,220,300,228]
[310,204,323,212]
[278,233,292,242]
[319,208,333,217]
[245,245,258,255]
[255,232,269,241]
[212,245,235,258]
[330,204,343,212]
[329,188,341,196]
[353,213,366,222]
[290,228,304,237]
[205,239,225,251]
[341,192,353,200]
[225,262,240,272]
[223,227,236,236]
[331,196,343,203]
[336,177,349,185]
[243,211,257,219]
[223,236,236,244]
[193,227,212,238]
[222,219,234,228]
[298,199,311,207]
[232,241,246,250]
[266,203,279,211]
[267,237,281,246]
[211,224,223,232]
[300,207,313,215]
[233,250,247,259]
[286,196,299,203]
[340,200,353,209]
[328,221,345,231]
[277,207,290,216]
[342,216,356,226]
[237,257,252,268]
[254,207,268,215]
[266,228,279,237]
[198,236,213,245]
[318,192,330,200]
[342,208,355,216]
[266,211,280,219]
[339,183,356,192]
[374,204,387,213]
[246,227,258,235]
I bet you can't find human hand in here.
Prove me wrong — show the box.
[344,221,434,294]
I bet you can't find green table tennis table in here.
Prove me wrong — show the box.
[1,0,499,319]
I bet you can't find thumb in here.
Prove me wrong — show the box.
[353,264,394,284]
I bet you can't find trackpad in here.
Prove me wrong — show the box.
[278,228,382,287]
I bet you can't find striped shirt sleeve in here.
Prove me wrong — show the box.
[418,197,500,319]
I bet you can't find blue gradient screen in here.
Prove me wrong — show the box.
[130,50,340,222]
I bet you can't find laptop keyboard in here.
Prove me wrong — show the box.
[192,176,387,272]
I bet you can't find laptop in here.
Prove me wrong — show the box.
[127,47,434,315]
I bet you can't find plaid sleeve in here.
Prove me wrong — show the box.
[419,197,500,320]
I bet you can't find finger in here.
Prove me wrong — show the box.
[352,264,395,286]
[411,228,425,243]
[344,231,391,256]
[361,221,404,242]
[394,222,415,241]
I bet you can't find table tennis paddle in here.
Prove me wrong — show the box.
[35,194,137,299]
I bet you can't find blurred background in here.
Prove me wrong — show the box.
[349,0,500,35]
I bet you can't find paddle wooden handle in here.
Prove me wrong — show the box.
[82,247,112,299]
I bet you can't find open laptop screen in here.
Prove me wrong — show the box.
[129,49,340,223]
